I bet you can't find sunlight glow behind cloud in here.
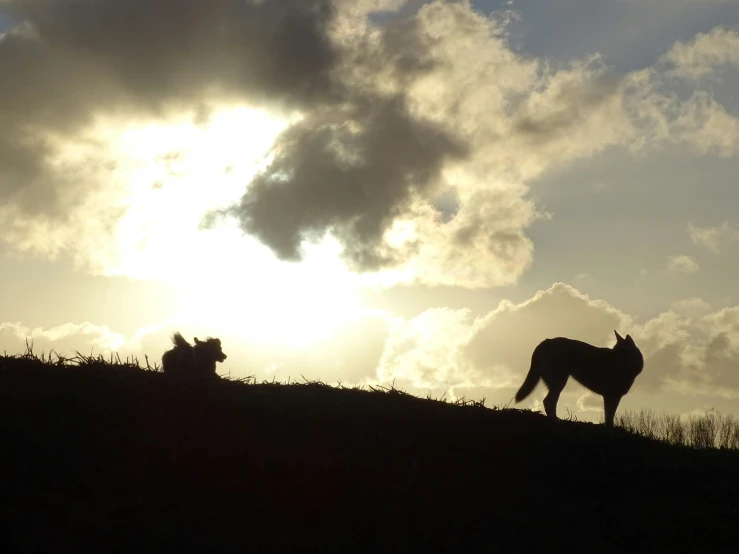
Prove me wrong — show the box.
[101,107,291,281]
[171,231,366,348]
[95,107,366,347]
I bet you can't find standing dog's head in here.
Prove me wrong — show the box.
[613,330,644,374]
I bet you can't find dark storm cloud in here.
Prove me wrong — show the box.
[221,6,471,271]
[0,0,340,214]
[0,130,51,197]
[6,0,339,108]
[228,95,467,271]
[1,0,470,273]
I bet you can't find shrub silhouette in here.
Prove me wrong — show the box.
[161,332,227,379]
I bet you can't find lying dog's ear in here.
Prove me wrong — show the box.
[194,337,202,344]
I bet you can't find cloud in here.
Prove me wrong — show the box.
[7,0,339,110]
[661,27,739,80]
[462,283,632,389]
[672,92,739,157]
[378,307,486,390]
[0,1,738,289]
[0,321,127,356]
[576,392,603,414]
[671,297,712,318]
[666,254,700,274]
[0,0,537,286]
[226,96,468,272]
[223,3,739,286]
[0,0,343,271]
[688,221,739,253]
[658,28,739,156]
[222,1,545,284]
[666,307,739,398]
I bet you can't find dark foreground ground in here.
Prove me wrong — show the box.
[1,356,738,554]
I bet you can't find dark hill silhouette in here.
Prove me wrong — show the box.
[1,352,738,553]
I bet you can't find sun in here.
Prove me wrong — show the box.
[174,230,365,348]
[90,104,366,347]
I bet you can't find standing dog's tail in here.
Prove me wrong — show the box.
[515,343,544,402]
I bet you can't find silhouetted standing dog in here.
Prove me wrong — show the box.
[515,331,644,428]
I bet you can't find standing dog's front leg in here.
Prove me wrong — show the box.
[603,394,622,429]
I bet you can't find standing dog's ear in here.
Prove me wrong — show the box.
[614,330,624,343]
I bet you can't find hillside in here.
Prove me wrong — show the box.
[1,354,738,553]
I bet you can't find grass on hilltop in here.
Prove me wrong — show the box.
[617,408,739,450]
[2,345,739,553]
[5,342,738,451]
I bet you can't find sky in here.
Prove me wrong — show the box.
[1,0,739,422]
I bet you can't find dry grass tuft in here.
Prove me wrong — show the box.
[617,409,739,450]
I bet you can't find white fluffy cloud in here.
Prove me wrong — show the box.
[0,321,127,356]
[666,254,700,274]
[688,221,739,253]
[672,92,739,157]
[662,27,739,80]
[671,297,712,318]
[378,307,487,390]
